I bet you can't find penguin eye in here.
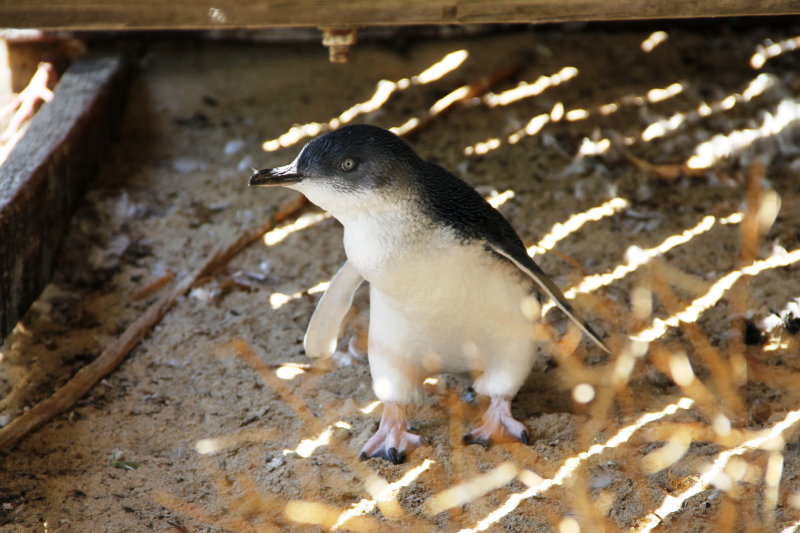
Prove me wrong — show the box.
[339,158,357,172]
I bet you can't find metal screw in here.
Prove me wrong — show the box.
[321,28,357,64]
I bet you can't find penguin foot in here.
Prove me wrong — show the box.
[332,336,367,367]
[463,395,528,448]
[359,402,426,464]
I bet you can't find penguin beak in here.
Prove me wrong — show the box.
[249,163,303,187]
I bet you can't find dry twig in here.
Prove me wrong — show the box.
[0,61,58,143]
[129,270,176,300]
[617,145,707,180]
[0,194,308,450]
[394,63,522,138]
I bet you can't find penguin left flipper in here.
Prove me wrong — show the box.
[304,260,364,358]
[486,241,610,354]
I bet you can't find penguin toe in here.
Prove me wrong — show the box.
[463,432,491,449]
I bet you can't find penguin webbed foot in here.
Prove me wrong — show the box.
[332,336,367,367]
[359,402,426,464]
[463,395,529,448]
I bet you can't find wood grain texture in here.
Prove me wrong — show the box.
[0,0,798,30]
[0,53,129,342]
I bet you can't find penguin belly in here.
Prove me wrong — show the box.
[346,229,538,403]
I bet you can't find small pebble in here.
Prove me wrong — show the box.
[224,139,245,155]
[172,158,205,173]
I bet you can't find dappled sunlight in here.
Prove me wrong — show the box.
[194,428,279,455]
[359,400,381,414]
[781,518,800,533]
[633,407,800,532]
[751,35,800,69]
[269,280,329,310]
[464,80,686,156]
[576,136,611,156]
[641,31,668,53]
[642,73,777,142]
[389,60,523,137]
[275,363,307,380]
[154,29,800,533]
[330,459,435,529]
[459,398,695,532]
[528,197,629,257]
[485,189,515,208]
[262,50,469,151]
[598,80,685,115]
[561,212,743,301]
[427,462,517,514]
[763,338,791,352]
[262,211,331,246]
[283,421,352,458]
[687,97,800,169]
[482,66,578,107]
[633,247,800,343]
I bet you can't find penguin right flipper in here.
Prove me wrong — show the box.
[487,241,610,354]
[304,260,365,358]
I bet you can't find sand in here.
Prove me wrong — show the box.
[2,22,800,532]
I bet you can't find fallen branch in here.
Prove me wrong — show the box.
[0,194,308,450]
[201,193,308,276]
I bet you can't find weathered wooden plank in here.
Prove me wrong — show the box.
[0,53,129,342]
[0,0,798,30]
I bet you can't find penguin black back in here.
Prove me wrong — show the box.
[413,159,527,251]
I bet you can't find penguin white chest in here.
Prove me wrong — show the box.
[342,213,536,377]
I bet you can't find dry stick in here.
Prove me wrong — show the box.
[616,144,707,180]
[0,194,309,450]
[396,62,522,138]
[728,159,767,387]
[129,269,175,300]
[648,269,746,418]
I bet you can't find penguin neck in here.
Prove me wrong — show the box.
[293,181,419,228]
[336,196,423,239]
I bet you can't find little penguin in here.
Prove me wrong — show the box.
[249,124,608,464]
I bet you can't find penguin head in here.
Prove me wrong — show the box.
[249,125,420,213]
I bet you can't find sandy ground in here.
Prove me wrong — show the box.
[3,22,800,532]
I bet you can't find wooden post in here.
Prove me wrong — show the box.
[0,52,130,342]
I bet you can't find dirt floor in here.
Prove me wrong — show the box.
[3,21,800,532]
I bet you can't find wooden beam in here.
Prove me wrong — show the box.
[0,53,130,342]
[0,0,798,31]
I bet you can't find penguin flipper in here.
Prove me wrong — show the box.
[304,260,365,358]
[487,241,610,354]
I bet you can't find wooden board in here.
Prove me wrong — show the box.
[0,0,798,30]
[0,53,129,342]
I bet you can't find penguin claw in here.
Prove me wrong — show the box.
[462,432,491,449]
[463,395,529,448]
[360,437,421,464]
[359,403,426,463]
[386,447,404,464]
